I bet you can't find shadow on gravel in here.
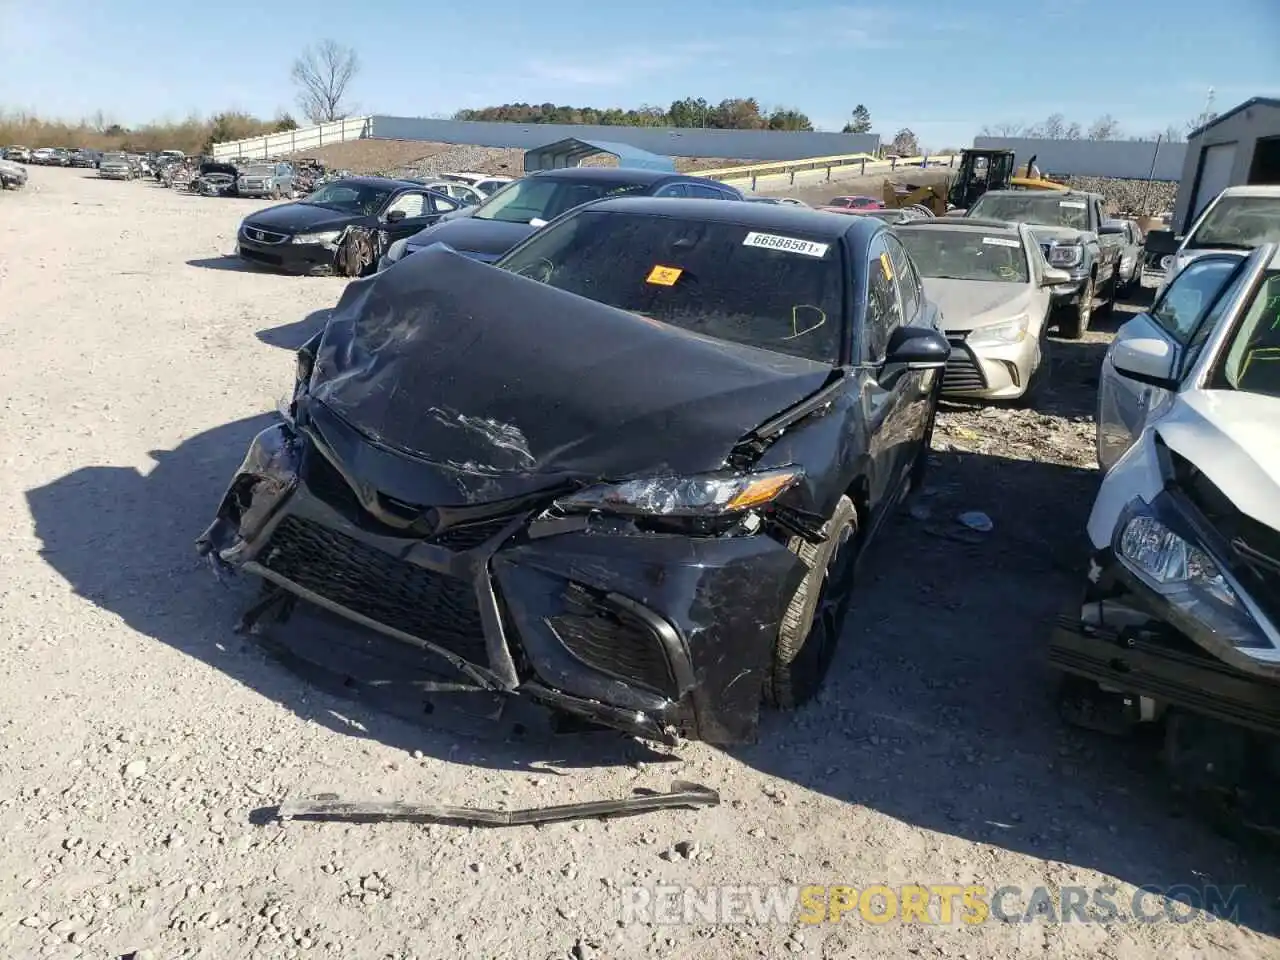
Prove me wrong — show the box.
[728,447,1280,937]
[25,414,662,779]
[256,309,331,350]
[26,414,1279,935]
[186,256,257,273]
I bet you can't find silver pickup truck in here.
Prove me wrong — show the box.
[964,189,1125,339]
[237,162,295,200]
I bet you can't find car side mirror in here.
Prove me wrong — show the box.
[1041,266,1072,286]
[1112,335,1178,390]
[884,326,950,370]
[385,209,407,223]
[1099,222,1125,236]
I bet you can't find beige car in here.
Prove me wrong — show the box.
[894,218,1070,402]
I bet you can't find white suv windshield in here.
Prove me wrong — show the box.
[1187,196,1280,251]
[1212,270,1280,400]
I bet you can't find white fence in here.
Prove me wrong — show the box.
[211,117,373,160]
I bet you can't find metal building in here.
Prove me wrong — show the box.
[1173,97,1280,232]
[523,138,676,174]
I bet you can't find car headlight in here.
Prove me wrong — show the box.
[1115,512,1272,650]
[382,238,409,264]
[1048,244,1084,268]
[292,230,342,245]
[556,467,802,517]
[966,313,1029,347]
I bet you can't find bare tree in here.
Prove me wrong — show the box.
[291,40,360,124]
[1087,114,1121,140]
[978,120,1027,137]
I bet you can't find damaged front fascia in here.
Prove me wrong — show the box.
[195,422,301,565]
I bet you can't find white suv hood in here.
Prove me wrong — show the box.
[1156,390,1280,530]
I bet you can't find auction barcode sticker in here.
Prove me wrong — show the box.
[982,236,1021,248]
[1059,200,1087,209]
[743,232,830,258]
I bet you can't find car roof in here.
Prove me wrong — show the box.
[977,188,1101,201]
[526,166,693,185]
[901,217,1021,233]
[579,195,876,241]
[334,175,424,190]
[1218,185,1280,198]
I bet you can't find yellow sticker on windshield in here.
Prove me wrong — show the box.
[646,265,683,286]
[879,252,894,280]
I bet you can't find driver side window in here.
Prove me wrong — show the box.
[864,238,904,361]
[1151,256,1241,343]
[386,192,426,218]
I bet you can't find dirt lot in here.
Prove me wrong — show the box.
[2,168,1278,960]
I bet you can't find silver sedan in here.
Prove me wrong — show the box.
[895,218,1071,402]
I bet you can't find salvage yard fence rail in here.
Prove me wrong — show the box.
[211,117,374,160]
[701,153,963,190]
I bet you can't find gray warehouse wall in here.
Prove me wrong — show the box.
[972,137,1186,180]
[1173,101,1280,233]
[368,116,880,161]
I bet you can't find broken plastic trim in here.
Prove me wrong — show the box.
[275,780,719,827]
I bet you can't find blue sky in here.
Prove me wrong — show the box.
[1,0,1277,147]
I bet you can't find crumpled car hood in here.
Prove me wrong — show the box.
[305,246,835,505]
[1156,390,1280,530]
[921,278,1034,333]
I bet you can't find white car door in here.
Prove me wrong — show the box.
[1096,255,1243,471]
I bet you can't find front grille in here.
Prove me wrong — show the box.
[548,584,675,696]
[242,225,288,244]
[260,515,488,663]
[1173,453,1280,629]
[942,337,988,394]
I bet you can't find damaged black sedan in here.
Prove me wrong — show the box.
[198,198,949,743]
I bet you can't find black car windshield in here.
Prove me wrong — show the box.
[896,228,1030,283]
[473,177,652,224]
[499,210,844,363]
[301,180,392,215]
[968,194,1090,230]
[1211,270,1280,400]
[1187,196,1280,250]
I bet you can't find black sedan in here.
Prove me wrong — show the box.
[237,176,465,276]
[376,166,744,271]
[198,199,948,743]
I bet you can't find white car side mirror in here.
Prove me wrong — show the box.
[1041,266,1072,286]
[1112,336,1177,389]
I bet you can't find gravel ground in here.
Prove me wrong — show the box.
[2,168,1279,960]
[277,140,754,178]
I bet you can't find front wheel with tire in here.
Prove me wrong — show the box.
[766,495,859,710]
[1054,274,1094,340]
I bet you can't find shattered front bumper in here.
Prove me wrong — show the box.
[237,238,336,275]
[1049,511,1280,736]
[197,421,809,744]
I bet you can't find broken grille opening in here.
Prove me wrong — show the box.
[260,515,488,665]
[943,339,988,394]
[1171,452,1280,630]
[300,445,515,550]
[548,583,676,698]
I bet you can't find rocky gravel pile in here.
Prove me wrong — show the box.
[386,145,526,180]
[1059,175,1178,217]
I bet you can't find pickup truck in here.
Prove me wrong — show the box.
[964,189,1125,338]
